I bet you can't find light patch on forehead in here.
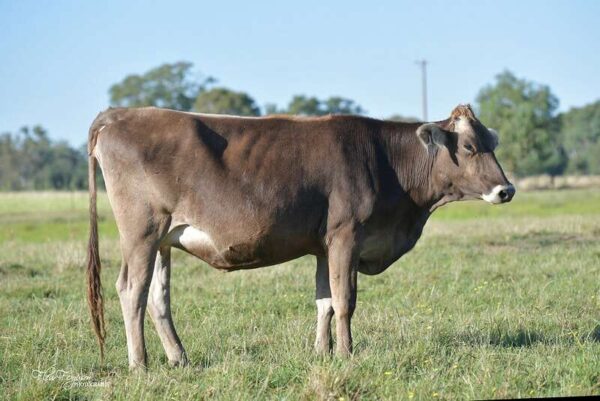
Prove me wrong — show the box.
[454,117,499,150]
[453,116,470,131]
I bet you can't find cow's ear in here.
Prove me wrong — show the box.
[417,123,448,149]
[488,128,499,150]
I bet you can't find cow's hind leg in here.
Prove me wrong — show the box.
[315,255,334,354]
[115,216,170,370]
[147,245,188,367]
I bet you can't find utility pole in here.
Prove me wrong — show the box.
[415,59,428,122]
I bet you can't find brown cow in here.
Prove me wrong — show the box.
[87,104,514,369]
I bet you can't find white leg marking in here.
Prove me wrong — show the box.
[316,298,333,319]
[315,298,333,352]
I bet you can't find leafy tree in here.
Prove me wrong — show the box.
[109,61,213,111]
[476,70,566,176]
[322,96,364,115]
[0,126,89,190]
[42,142,88,189]
[263,103,280,115]
[287,95,324,115]
[18,126,52,189]
[0,132,21,190]
[193,88,260,116]
[268,95,365,116]
[559,100,600,174]
[387,114,421,123]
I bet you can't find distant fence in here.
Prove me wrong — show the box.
[514,175,600,191]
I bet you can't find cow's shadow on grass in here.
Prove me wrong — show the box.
[590,325,600,343]
[436,329,546,348]
[436,325,600,348]
[481,230,597,251]
[487,329,545,347]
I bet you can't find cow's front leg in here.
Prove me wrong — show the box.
[315,256,334,354]
[327,224,359,356]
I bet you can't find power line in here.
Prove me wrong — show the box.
[415,59,428,122]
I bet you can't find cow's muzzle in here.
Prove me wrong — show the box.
[482,184,516,204]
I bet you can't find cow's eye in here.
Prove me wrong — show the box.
[463,144,475,154]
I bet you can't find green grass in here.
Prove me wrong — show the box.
[1,189,599,400]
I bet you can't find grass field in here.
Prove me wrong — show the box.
[1,189,599,400]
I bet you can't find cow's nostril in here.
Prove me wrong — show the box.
[498,189,508,200]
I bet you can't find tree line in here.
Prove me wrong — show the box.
[1,62,598,190]
[0,126,87,190]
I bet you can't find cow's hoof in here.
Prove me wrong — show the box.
[129,363,148,372]
[314,343,332,356]
[168,352,189,368]
[335,347,353,358]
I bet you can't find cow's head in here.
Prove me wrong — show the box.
[417,104,515,208]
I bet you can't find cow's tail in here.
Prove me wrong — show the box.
[87,123,105,363]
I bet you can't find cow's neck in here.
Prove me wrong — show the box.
[381,124,446,212]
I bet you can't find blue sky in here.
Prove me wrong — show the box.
[1,0,598,145]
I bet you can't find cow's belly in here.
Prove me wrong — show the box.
[164,224,311,270]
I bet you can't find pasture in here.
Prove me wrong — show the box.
[1,190,599,400]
